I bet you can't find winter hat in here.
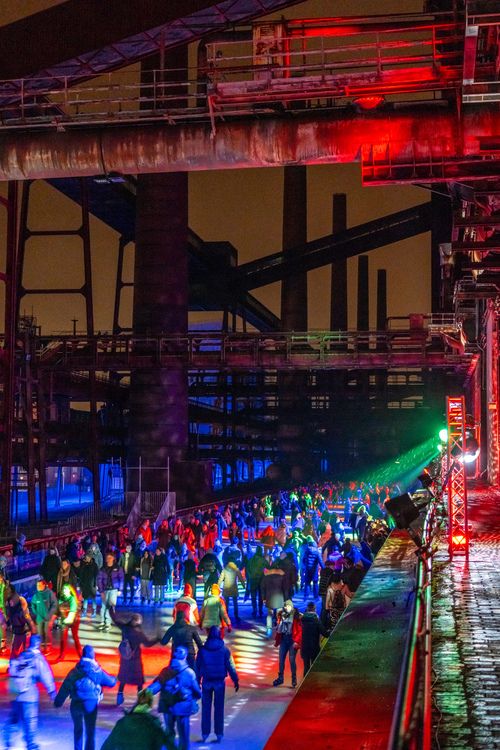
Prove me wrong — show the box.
[82,644,95,659]
[29,634,41,650]
[211,583,220,596]
[183,583,193,597]
[208,626,221,640]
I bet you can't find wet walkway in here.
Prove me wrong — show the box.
[433,485,500,750]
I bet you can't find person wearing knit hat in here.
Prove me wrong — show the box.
[196,626,239,743]
[272,599,302,689]
[54,643,116,750]
[172,584,200,626]
[5,633,56,750]
[200,584,231,636]
[147,646,201,750]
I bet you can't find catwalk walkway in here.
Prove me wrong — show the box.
[433,485,500,750]
[0,596,295,750]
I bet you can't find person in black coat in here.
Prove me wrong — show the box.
[40,548,61,592]
[300,601,328,677]
[161,610,203,669]
[110,608,158,706]
[151,548,169,605]
[78,554,99,617]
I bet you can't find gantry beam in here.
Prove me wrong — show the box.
[233,203,432,290]
[0,0,304,82]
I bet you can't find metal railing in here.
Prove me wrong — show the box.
[9,324,471,372]
[388,502,441,750]
[0,17,463,131]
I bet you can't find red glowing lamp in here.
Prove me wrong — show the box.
[451,532,468,548]
[353,95,385,110]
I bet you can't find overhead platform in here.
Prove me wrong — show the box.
[266,530,418,750]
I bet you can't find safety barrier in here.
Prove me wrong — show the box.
[388,503,439,750]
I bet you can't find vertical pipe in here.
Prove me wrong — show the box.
[330,193,348,331]
[281,165,308,331]
[357,255,369,330]
[2,182,18,526]
[80,178,100,510]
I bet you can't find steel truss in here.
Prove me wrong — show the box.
[446,395,470,558]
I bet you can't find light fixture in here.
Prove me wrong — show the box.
[352,94,385,111]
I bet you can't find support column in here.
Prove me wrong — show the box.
[357,255,369,331]
[279,166,308,479]
[376,269,387,331]
[431,192,452,313]
[330,193,348,331]
[128,171,189,493]
[281,166,308,331]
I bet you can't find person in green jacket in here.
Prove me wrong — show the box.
[200,584,231,636]
[101,689,175,750]
[30,579,58,652]
[0,571,8,653]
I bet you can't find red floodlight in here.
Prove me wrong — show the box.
[352,95,385,110]
[446,396,470,559]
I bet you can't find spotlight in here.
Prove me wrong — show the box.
[385,493,420,530]
[438,428,448,443]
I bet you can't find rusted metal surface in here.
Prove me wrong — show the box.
[1,104,499,181]
[266,530,417,750]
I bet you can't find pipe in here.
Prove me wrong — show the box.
[1,104,499,181]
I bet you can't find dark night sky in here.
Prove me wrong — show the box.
[0,0,430,335]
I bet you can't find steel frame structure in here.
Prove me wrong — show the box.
[446,395,470,558]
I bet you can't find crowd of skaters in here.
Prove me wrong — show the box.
[0,479,394,750]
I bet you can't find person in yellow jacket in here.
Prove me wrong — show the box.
[200,584,231,637]
[218,561,245,624]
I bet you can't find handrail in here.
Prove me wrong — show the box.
[387,503,439,750]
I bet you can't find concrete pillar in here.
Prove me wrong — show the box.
[281,166,308,331]
[330,193,348,330]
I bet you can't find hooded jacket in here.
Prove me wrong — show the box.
[302,542,324,573]
[149,658,201,716]
[218,562,245,598]
[200,590,230,629]
[54,655,116,711]
[196,630,239,686]
[9,645,56,703]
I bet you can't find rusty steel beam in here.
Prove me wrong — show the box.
[3,104,500,182]
[0,104,490,181]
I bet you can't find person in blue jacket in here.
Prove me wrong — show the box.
[148,645,201,750]
[301,538,324,598]
[54,644,116,750]
[195,626,239,743]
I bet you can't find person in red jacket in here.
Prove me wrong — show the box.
[136,520,152,547]
[272,599,302,688]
